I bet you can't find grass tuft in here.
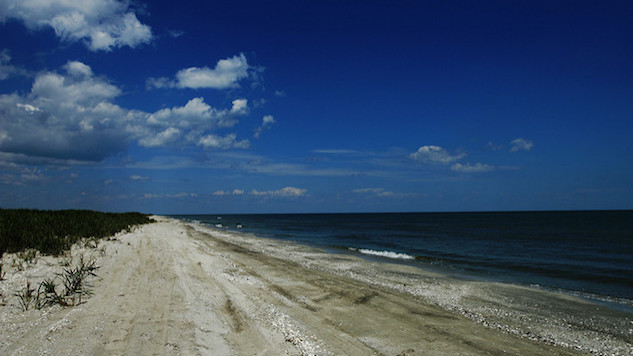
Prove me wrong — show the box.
[58,254,99,305]
[15,280,36,311]
[36,277,64,308]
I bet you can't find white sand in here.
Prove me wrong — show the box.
[1,217,619,355]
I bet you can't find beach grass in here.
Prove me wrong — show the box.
[0,208,154,256]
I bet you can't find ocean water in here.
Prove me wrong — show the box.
[175,211,633,308]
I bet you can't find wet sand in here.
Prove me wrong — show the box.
[1,217,630,355]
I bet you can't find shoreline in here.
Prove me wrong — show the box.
[187,220,632,355]
[1,217,631,355]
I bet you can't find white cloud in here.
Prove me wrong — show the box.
[0,62,253,162]
[143,192,198,199]
[0,62,133,161]
[16,103,40,113]
[213,188,246,196]
[198,133,250,150]
[146,54,253,90]
[0,49,9,63]
[145,76,172,89]
[141,97,250,149]
[254,114,275,138]
[32,68,120,105]
[510,138,534,152]
[0,49,29,80]
[262,115,276,125]
[249,186,307,198]
[214,186,307,198]
[353,187,393,197]
[352,187,413,198]
[410,145,465,164]
[451,162,495,173]
[175,54,249,89]
[129,174,149,181]
[168,29,185,38]
[0,166,46,185]
[146,97,245,130]
[138,127,181,148]
[486,141,503,151]
[0,49,16,80]
[65,61,93,77]
[0,0,152,51]
[231,99,248,115]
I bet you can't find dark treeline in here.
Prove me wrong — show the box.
[0,209,154,255]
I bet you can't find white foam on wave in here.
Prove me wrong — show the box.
[351,248,415,260]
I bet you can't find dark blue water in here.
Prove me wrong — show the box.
[174,211,633,302]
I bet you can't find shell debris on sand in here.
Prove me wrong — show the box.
[265,305,327,356]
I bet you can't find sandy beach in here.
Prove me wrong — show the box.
[1,217,630,355]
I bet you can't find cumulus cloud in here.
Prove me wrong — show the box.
[148,54,250,90]
[0,61,253,162]
[231,99,248,115]
[451,162,495,173]
[213,188,245,196]
[138,127,181,148]
[0,0,152,51]
[137,97,251,150]
[250,186,307,198]
[510,138,534,152]
[0,61,134,161]
[409,145,465,164]
[198,134,250,150]
[146,97,246,130]
[254,115,275,138]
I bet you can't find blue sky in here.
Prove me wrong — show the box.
[1,0,631,214]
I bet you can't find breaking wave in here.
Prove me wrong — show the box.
[350,248,416,260]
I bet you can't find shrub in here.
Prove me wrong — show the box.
[0,209,154,256]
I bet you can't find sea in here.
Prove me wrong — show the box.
[174,210,633,311]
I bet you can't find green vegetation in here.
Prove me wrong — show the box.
[14,280,36,311]
[59,254,99,305]
[14,254,100,310]
[0,209,154,255]
[14,257,99,311]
